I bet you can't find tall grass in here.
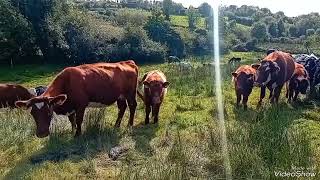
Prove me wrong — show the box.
[0,53,320,179]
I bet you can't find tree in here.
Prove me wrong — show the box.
[145,9,185,57]
[268,22,278,38]
[187,6,200,30]
[306,29,315,36]
[289,25,298,37]
[251,22,268,41]
[162,0,172,20]
[277,19,285,37]
[198,2,212,17]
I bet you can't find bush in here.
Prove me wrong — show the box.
[306,29,315,36]
[0,0,38,65]
[145,10,185,57]
[113,8,150,27]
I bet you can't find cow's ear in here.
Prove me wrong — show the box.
[143,81,150,88]
[251,64,260,70]
[163,82,170,88]
[231,72,238,77]
[49,94,67,106]
[15,100,30,110]
[272,62,280,72]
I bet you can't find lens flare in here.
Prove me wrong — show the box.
[212,0,232,179]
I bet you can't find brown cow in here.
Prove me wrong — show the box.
[232,65,256,110]
[287,63,309,102]
[0,84,35,108]
[252,51,295,106]
[138,70,169,124]
[15,60,139,138]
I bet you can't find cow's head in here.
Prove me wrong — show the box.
[143,80,169,104]
[251,60,280,87]
[15,95,67,138]
[232,72,255,92]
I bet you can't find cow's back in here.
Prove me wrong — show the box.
[265,51,295,83]
[43,60,138,107]
[0,84,33,107]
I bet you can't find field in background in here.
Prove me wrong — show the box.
[170,15,206,29]
[1,52,320,179]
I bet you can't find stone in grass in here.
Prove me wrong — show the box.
[108,146,129,160]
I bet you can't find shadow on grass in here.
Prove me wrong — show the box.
[233,102,313,177]
[4,115,122,179]
[131,122,159,157]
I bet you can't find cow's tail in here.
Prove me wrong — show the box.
[137,90,144,102]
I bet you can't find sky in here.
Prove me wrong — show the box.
[173,0,320,17]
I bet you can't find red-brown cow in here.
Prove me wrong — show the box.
[0,84,35,108]
[252,51,295,106]
[15,60,139,138]
[287,63,309,102]
[232,65,256,110]
[138,70,169,124]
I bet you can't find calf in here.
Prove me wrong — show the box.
[0,84,35,108]
[232,65,256,109]
[16,60,139,138]
[139,70,169,124]
[287,63,309,102]
[252,51,295,106]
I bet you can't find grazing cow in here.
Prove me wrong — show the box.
[228,57,241,64]
[287,63,309,102]
[267,49,277,55]
[15,60,139,138]
[252,51,295,106]
[138,70,169,124]
[0,84,35,108]
[232,65,256,109]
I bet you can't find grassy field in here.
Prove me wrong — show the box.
[170,15,206,29]
[1,52,320,179]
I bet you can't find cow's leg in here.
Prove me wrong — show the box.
[114,99,127,128]
[236,91,241,107]
[293,90,299,101]
[288,88,294,102]
[126,95,137,127]
[242,95,249,110]
[145,105,151,124]
[152,103,161,124]
[75,108,85,137]
[258,86,266,107]
[272,86,283,104]
[68,113,76,133]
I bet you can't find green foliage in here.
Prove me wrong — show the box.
[162,0,172,20]
[0,0,37,65]
[187,7,201,30]
[145,10,185,57]
[277,19,285,37]
[306,29,315,36]
[251,22,268,41]
[113,8,150,27]
[198,2,212,17]
[268,22,278,38]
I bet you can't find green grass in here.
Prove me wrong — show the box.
[1,53,320,179]
[170,15,206,29]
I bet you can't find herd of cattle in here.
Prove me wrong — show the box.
[1,51,319,138]
[232,50,320,109]
[0,60,169,138]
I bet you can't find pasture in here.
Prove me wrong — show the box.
[1,52,320,179]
